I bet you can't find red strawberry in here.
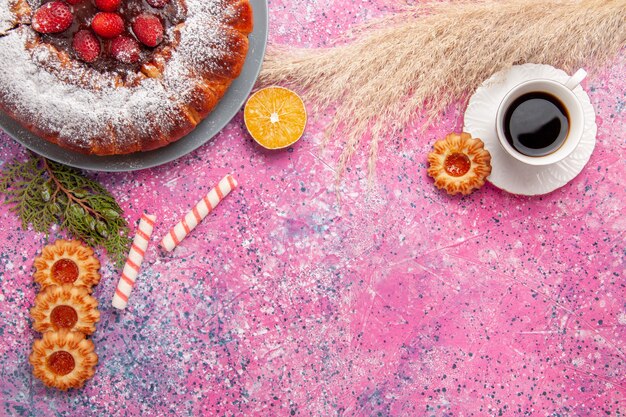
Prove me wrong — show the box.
[110,35,140,64]
[132,13,163,47]
[73,30,100,62]
[146,0,170,8]
[91,12,124,39]
[65,0,84,4]
[32,1,73,34]
[94,0,121,12]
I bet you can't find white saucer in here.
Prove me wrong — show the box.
[463,63,597,196]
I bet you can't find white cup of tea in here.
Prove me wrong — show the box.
[495,68,587,166]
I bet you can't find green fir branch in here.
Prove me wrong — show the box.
[0,154,131,267]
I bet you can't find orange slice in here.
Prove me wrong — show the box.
[244,86,307,149]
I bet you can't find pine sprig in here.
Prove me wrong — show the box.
[0,154,131,267]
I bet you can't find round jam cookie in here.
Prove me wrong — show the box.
[29,330,98,390]
[34,240,101,291]
[427,132,492,195]
[30,285,100,335]
[0,0,253,155]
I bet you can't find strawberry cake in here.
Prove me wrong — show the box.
[0,0,252,155]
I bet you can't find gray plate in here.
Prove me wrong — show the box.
[0,0,268,172]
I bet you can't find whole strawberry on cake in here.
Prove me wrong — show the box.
[0,0,252,155]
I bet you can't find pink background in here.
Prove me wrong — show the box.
[1,0,625,415]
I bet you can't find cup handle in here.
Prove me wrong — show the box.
[564,68,587,90]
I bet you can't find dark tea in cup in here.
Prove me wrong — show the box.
[495,68,587,166]
[503,92,569,157]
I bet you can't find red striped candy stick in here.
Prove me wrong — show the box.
[112,213,156,310]
[160,174,238,252]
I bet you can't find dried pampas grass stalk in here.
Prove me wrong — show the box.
[259,0,626,179]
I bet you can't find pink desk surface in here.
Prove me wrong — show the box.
[1,1,625,416]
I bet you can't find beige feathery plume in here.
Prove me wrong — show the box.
[259,0,626,179]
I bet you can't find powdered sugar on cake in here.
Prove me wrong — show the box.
[0,0,250,154]
[1,0,31,34]
[161,1,231,99]
[1,0,16,33]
